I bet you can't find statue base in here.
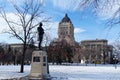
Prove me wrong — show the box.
[28,50,51,80]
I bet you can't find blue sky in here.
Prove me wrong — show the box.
[0,0,120,44]
[42,0,120,44]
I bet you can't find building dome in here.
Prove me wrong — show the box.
[60,14,71,23]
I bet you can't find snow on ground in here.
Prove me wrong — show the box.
[50,64,120,80]
[0,65,30,79]
[0,64,120,80]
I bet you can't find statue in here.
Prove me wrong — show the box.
[37,22,44,50]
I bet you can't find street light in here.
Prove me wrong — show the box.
[113,54,118,69]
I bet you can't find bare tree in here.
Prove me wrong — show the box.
[0,0,49,73]
[112,40,120,57]
[78,0,120,25]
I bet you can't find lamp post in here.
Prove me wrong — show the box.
[113,54,118,69]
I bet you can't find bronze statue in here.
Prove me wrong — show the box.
[37,22,44,50]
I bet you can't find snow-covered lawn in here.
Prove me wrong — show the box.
[0,64,120,80]
[0,65,30,79]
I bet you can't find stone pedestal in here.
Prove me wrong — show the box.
[29,50,50,80]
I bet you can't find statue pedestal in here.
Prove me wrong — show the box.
[29,50,50,80]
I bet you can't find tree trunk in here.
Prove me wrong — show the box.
[20,43,26,73]
[103,51,106,64]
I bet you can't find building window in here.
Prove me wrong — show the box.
[43,63,46,66]
[43,56,46,62]
[33,57,40,62]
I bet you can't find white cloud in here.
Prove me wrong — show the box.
[74,28,85,33]
[0,18,8,33]
[0,12,24,33]
[40,0,44,4]
[44,22,58,40]
[50,0,120,19]
[0,12,26,43]
[51,0,81,11]
[0,13,19,33]
[0,12,51,42]
[97,0,120,19]
[0,12,59,43]
[43,22,86,40]
[0,10,85,43]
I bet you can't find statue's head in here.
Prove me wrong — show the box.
[39,22,43,27]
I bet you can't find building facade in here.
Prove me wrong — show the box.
[48,14,81,64]
[80,39,113,64]
[58,14,75,46]
[48,14,113,64]
[10,43,35,65]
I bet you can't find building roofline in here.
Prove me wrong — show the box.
[81,39,108,42]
